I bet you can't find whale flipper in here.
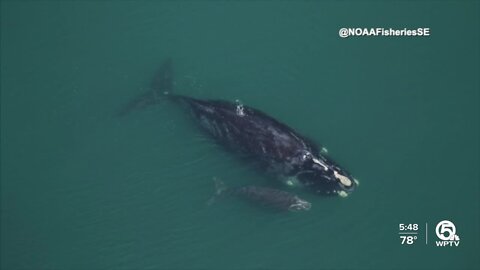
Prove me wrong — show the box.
[116,58,173,117]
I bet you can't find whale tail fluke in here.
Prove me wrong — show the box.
[115,58,174,117]
[207,177,228,206]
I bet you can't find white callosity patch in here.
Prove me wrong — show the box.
[333,170,353,187]
[312,156,328,171]
[354,178,360,186]
[338,190,348,197]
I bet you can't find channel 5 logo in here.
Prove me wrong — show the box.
[435,220,460,247]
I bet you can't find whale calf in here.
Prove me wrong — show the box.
[209,178,311,212]
[118,59,358,197]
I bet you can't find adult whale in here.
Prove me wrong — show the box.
[118,59,358,197]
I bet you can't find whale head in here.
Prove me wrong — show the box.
[297,151,358,197]
[288,196,312,211]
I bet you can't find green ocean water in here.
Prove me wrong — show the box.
[1,1,479,269]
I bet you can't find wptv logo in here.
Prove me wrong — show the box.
[435,220,460,247]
